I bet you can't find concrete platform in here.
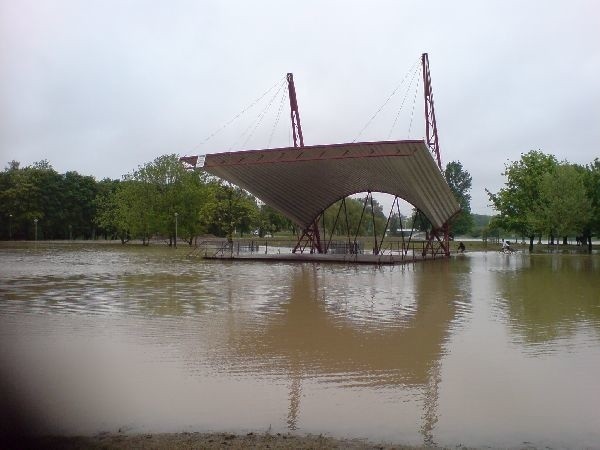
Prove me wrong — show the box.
[202,251,444,265]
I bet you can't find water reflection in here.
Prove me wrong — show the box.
[0,246,472,445]
[496,255,600,350]
[214,262,463,443]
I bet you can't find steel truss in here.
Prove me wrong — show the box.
[293,218,323,254]
[293,192,445,258]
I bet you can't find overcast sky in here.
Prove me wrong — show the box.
[1,0,598,214]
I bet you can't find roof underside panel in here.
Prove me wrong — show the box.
[202,140,460,229]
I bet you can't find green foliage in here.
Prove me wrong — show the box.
[322,196,388,239]
[96,155,214,245]
[488,150,598,250]
[583,159,600,236]
[0,161,98,239]
[1,155,287,244]
[387,212,407,236]
[487,150,558,237]
[94,179,124,240]
[472,214,492,228]
[0,155,252,244]
[203,183,258,241]
[469,214,492,238]
[527,164,591,239]
[256,204,293,237]
[24,150,599,251]
[409,209,431,232]
[62,171,99,239]
[444,161,473,235]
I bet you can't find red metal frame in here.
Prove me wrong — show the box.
[288,72,323,254]
[292,216,323,254]
[287,73,304,148]
[422,53,450,257]
[188,60,453,259]
[422,53,442,170]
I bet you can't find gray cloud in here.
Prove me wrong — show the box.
[1,0,598,213]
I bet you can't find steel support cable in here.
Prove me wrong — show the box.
[353,192,371,247]
[193,76,285,152]
[407,71,422,138]
[240,79,286,148]
[326,199,345,253]
[378,196,398,256]
[321,212,326,253]
[267,85,288,149]
[387,63,421,139]
[370,194,378,254]
[353,57,421,142]
[406,211,417,250]
[229,77,283,150]
[397,200,406,255]
[343,198,351,249]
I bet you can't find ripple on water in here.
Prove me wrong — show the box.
[1,246,600,447]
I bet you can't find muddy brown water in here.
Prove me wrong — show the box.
[1,243,599,448]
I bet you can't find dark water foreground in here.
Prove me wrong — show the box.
[0,243,599,448]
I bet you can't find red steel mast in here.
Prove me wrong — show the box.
[422,53,451,256]
[287,73,323,253]
[287,73,304,148]
[422,53,442,170]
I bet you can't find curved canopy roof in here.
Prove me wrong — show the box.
[202,140,460,229]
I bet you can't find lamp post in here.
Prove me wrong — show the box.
[34,218,38,242]
[174,212,178,249]
[9,214,12,240]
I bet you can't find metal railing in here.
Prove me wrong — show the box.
[190,237,442,262]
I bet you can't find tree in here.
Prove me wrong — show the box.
[0,160,68,239]
[203,182,259,242]
[387,212,408,236]
[444,161,473,235]
[95,155,212,245]
[0,161,102,240]
[95,179,136,243]
[322,196,387,239]
[256,204,293,237]
[527,164,591,245]
[409,208,431,233]
[62,171,99,239]
[177,169,211,245]
[487,150,558,252]
[94,179,123,240]
[582,158,600,251]
[470,214,492,238]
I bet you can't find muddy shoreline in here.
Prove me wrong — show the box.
[18,431,429,449]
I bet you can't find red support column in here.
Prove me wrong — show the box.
[288,72,323,254]
[287,73,304,148]
[422,53,451,256]
[422,53,442,170]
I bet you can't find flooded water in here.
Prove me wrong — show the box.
[1,243,599,448]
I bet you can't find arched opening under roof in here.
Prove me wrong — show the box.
[318,191,426,256]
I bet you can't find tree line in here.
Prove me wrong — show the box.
[5,150,595,250]
[1,160,99,240]
[0,156,293,243]
[0,155,475,244]
[487,150,600,252]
